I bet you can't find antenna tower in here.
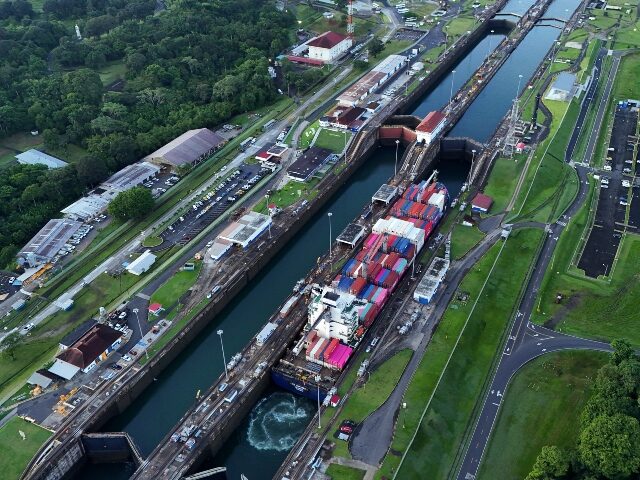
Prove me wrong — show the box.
[347,0,354,38]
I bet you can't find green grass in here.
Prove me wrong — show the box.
[479,350,608,480]
[97,61,127,86]
[450,224,485,260]
[445,16,477,39]
[314,128,351,153]
[299,120,321,149]
[0,132,42,152]
[330,349,413,458]
[0,417,52,479]
[149,260,202,309]
[142,236,163,248]
[482,155,527,213]
[326,464,366,480]
[0,150,16,170]
[393,228,544,479]
[253,178,318,212]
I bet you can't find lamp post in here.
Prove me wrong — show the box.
[327,212,333,258]
[469,148,477,185]
[487,29,495,59]
[395,139,400,176]
[265,194,272,238]
[515,74,523,100]
[449,70,457,107]
[132,308,148,360]
[315,375,322,428]
[217,329,229,381]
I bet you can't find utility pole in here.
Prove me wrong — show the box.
[217,329,229,381]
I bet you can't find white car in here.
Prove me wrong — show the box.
[122,354,132,362]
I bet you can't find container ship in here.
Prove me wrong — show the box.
[271,178,449,401]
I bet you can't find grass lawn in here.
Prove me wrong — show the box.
[97,61,127,86]
[479,350,608,480]
[330,349,413,458]
[445,16,476,38]
[0,150,16,169]
[149,260,202,309]
[393,228,544,479]
[142,236,164,248]
[482,155,527,213]
[314,128,351,153]
[450,224,485,260]
[0,417,52,479]
[299,120,321,149]
[326,463,366,480]
[0,132,42,151]
[253,178,318,212]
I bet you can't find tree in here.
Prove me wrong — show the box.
[610,339,635,366]
[369,38,384,57]
[1,332,21,361]
[76,155,108,187]
[526,446,570,480]
[579,414,640,478]
[108,187,154,221]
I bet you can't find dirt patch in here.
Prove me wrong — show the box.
[543,292,582,328]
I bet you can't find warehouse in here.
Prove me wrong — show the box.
[126,250,156,275]
[218,211,272,248]
[414,256,449,304]
[61,191,115,221]
[371,54,408,78]
[545,72,576,102]
[287,146,335,182]
[337,71,387,107]
[144,128,226,169]
[209,239,233,260]
[307,31,353,63]
[102,162,160,192]
[15,149,68,169]
[18,218,83,267]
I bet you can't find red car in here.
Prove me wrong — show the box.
[340,425,353,434]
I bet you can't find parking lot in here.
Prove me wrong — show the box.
[578,105,638,277]
[0,271,19,302]
[158,163,266,248]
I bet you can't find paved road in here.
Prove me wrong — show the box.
[455,53,621,480]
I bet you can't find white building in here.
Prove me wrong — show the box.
[416,111,447,145]
[126,250,156,275]
[218,211,272,248]
[307,31,353,63]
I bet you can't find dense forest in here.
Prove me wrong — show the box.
[0,0,295,267]
[527,340,640,480]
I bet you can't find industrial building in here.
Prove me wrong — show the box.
[414,256,449,304]
[545,72,577,102]
[18,218,83,267]
[416,111,447,144]
[337,55,407,107]
[144,128,226,169]
[307,31,353,63]
[126,250,157,275]
[102,162,160,192]
[218,211,272,248]
[49,323,123,378]
[61,192,115,221]
[208,239,233,260]
[336,223,366,248]
[286,146,335,182]
[15,149,68,169]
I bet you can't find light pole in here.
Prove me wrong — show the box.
[469,149,477,185]
[132,308,148,360]
[265,194,272,238]
[487,30,494,59]
[515,74,523,100]
[327,212,333,258]
[315,375,322,428]
[395,139,400,176]
[217,329,229,381]
[449,70,457,107]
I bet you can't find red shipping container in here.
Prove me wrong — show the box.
[323,338,339,360]
[386,271,399,290]
[351,277,367,295]
[363,303,380,328]
[368,263,382,281]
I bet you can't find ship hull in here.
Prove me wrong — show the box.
[271,369,330,402]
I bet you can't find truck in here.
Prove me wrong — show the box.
[239,137,254,151]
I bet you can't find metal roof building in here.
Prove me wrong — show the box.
[18,218,83,265]
[286,146,335,182]
[218,212,272,248]
[144,128,225,168]
[126,250,156,275]
[102,162,160,192]
[15,149,68,169]
[61,192,114,220]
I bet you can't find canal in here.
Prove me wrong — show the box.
[77,0,581,476]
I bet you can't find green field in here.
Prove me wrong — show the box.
[445,16,476,39]
[253,178,318,212]
[314,128,351,153]
[142,236,164,248]
[149,260,202,309]
[330,349,413,458]
[394,228,543,479]
[482,156,527,213]
[326,463,366,480]
[479,350,608,479]
[0,417,52,479]
[97,61,127,87]
[450,224,485,260]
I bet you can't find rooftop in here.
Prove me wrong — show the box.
[60,319,98,348]
[472,192,493,210]
[416,111,446,133]
[338,71,387,104]
[287,146,335,181]
[144,128,225,166]
[336,223,366,246]
[56,324,123,369]
[19,218,83,262]
[102,162,160,192]
[15,149,68,169]
[307,31,348,49]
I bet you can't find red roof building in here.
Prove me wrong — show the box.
[56,324,123,373]
[307,31,353,63]
[416,111,447,145]
[148,303,163,315]
[471,193,493,213]
[286,55,324,66]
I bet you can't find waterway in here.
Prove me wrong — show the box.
[77,0,581,476]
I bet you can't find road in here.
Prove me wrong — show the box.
[455,52,621,480]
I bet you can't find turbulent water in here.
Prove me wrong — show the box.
[246,392,315,452]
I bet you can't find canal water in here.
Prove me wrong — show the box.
[77,0,580,477]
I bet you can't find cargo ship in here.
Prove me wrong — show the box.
[272,178,449,401]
